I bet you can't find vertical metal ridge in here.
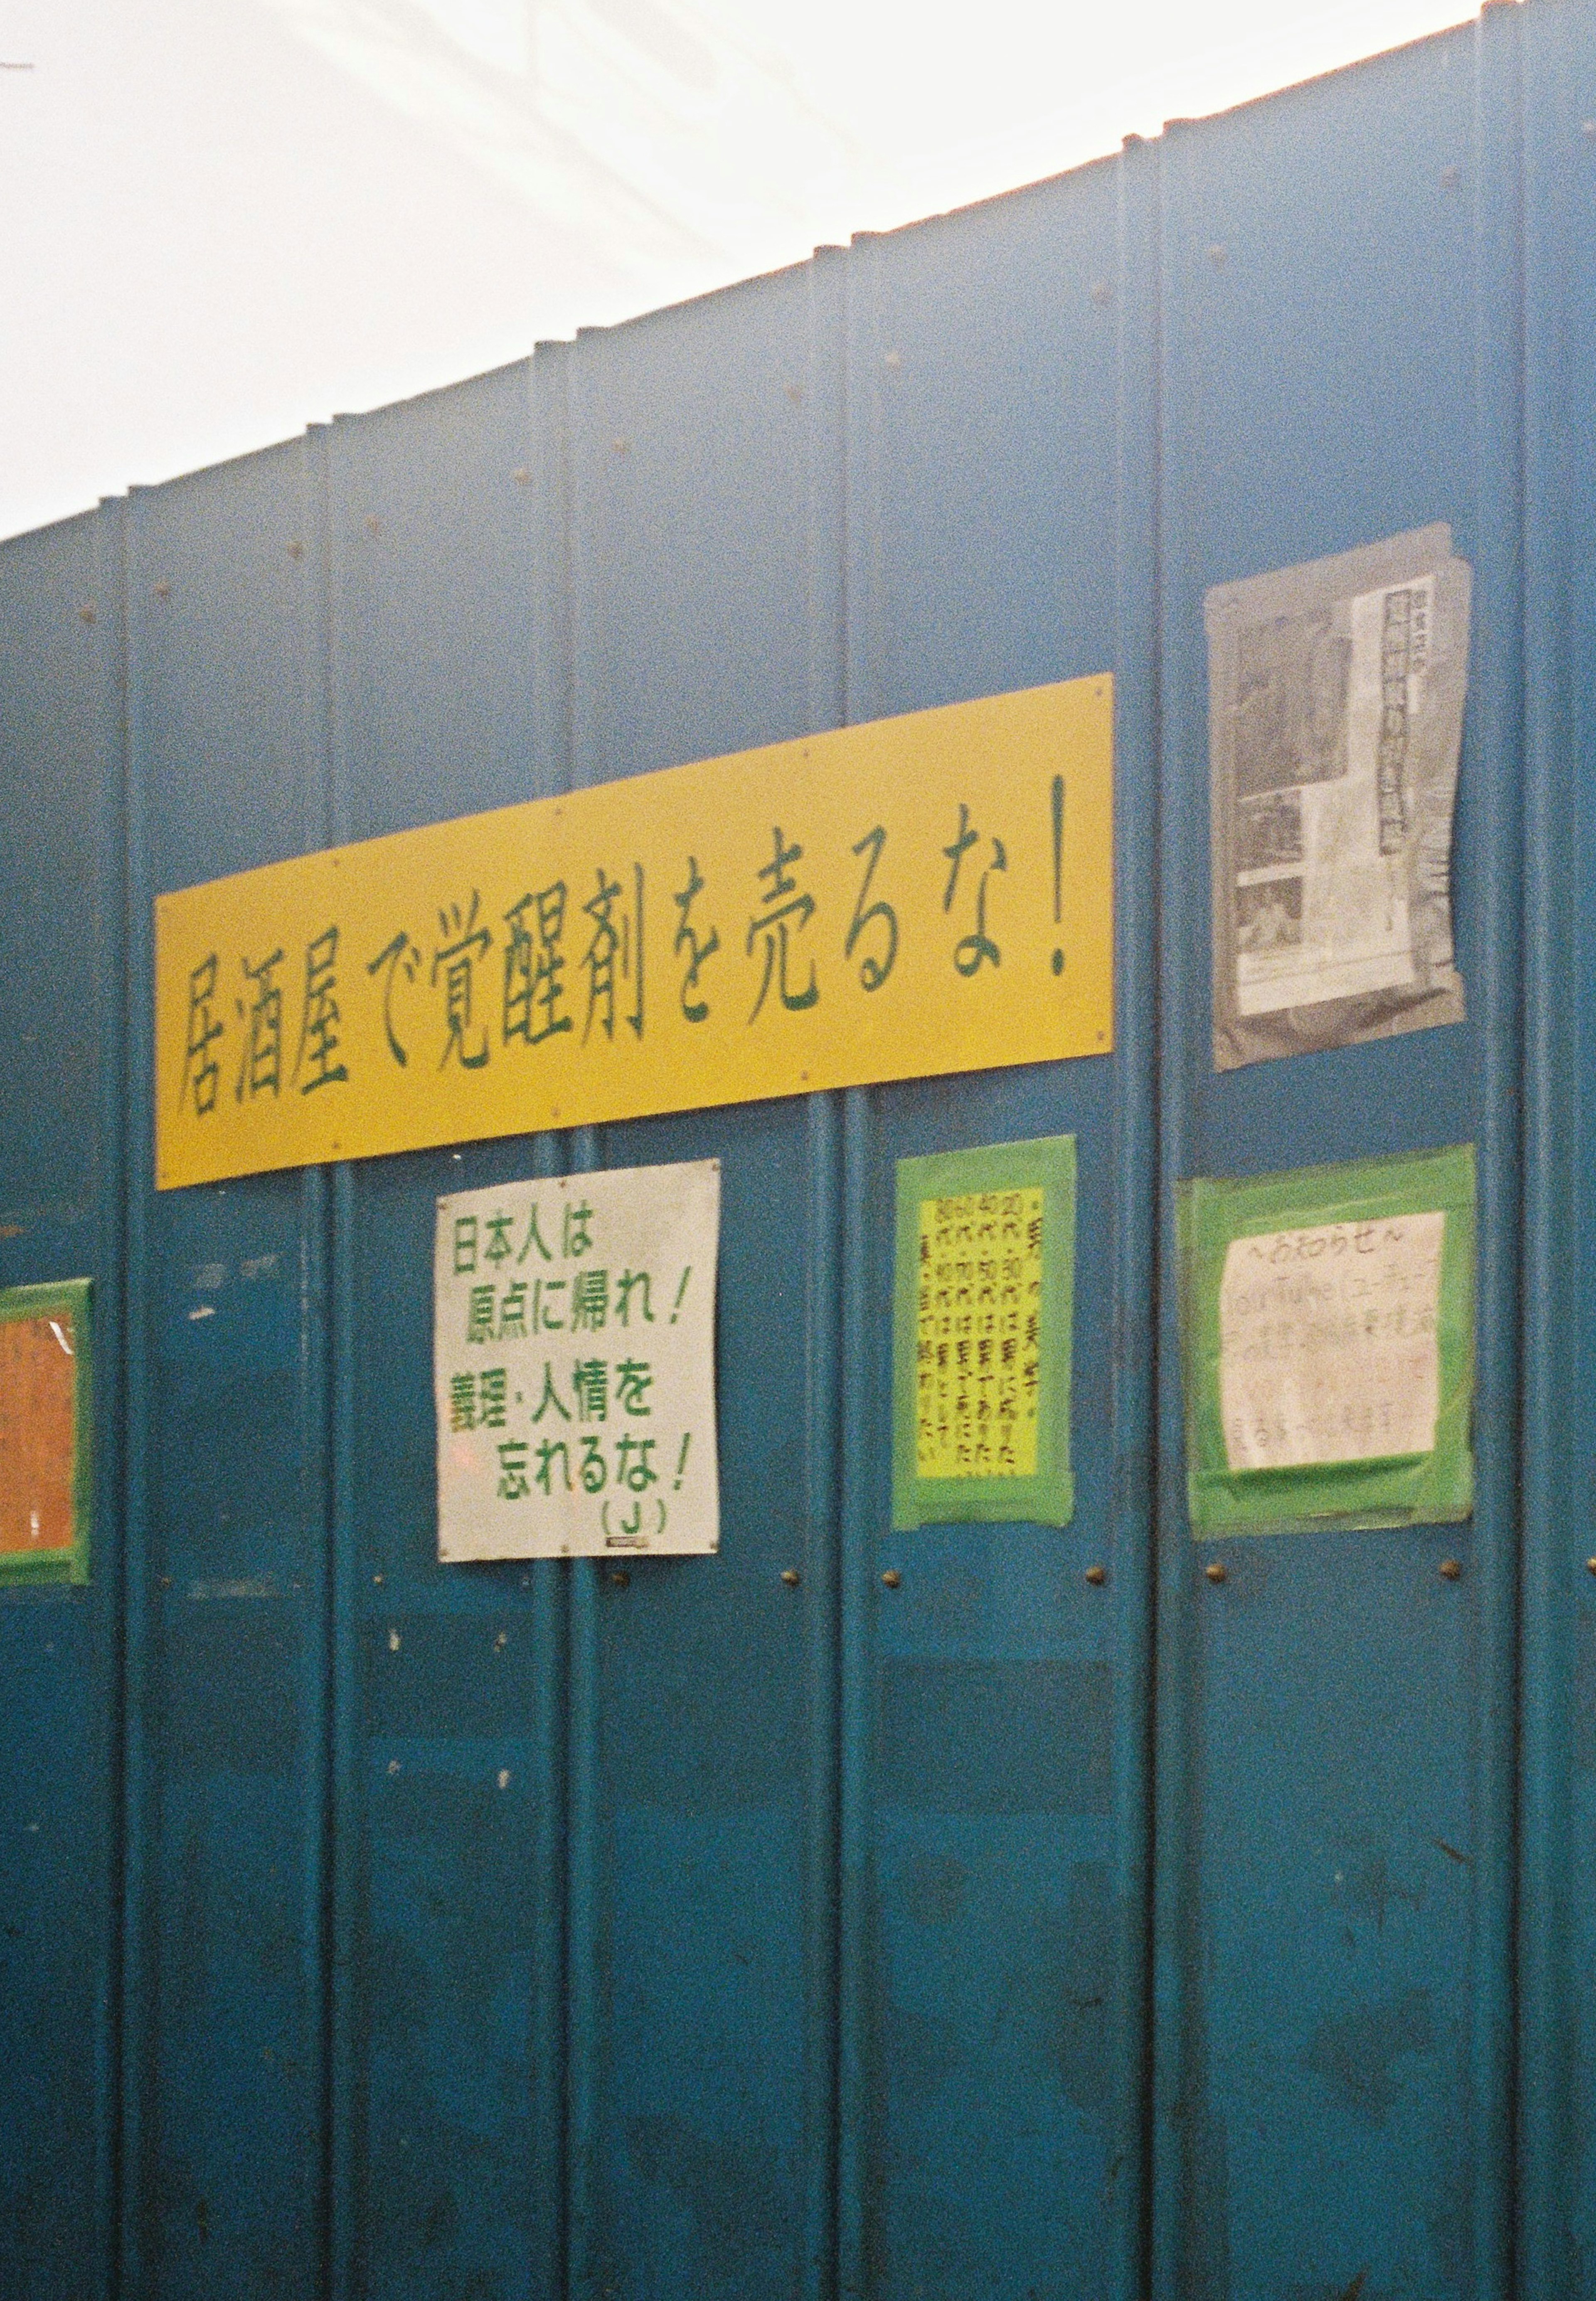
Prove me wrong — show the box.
[1108,127,1163,2301]
[326,1146,359,2301]
[116,483,155,2301]
[842,233,886,734]
[534,334,590,2301]
[93,489,131,2301]
[1146,116,1201,2301]
[563,1129,601,2301]
[834,1083,874,2301]
[1470,8,1527,2294]
[295,414,348,2301]
[1516,3,1580,2285]
[528,340,574,2301]
[322,407,365,2301]
[802,239,848,2301]
[835,232,878,2301]
[532,342,576,811]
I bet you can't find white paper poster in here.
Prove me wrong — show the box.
[1206,524,1471,1069]
[434,1159,719,1560]
[1217,1211,1445,1472]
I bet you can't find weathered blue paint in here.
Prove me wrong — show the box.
[0,505,124,2301]
[323,364,564,2301]
[1520,2,1596,2293]
[121,440,335,2301]
[1152,18,1523,2296]
[558,260,845,2301]
[6,9,1596,2296]
[837,153,1157,2301]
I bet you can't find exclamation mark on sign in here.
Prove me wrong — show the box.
[673,1433,691,1491]
[1051,774,1065,977]
[670,1266,692,1324]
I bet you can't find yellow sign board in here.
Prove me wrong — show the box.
[155,677,1113,1190]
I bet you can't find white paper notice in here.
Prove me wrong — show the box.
[434,1159,719,1560]
[1218,1212,1445,1472]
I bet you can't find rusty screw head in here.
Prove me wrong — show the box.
[608,1568,630,1589]
[1439,1557,1463,1581]
[1084,1564,1107,1586]
[1585,1557,1596,1576]
[881,1569,902,1589]
[781,1568,801,1587]
[1204,1559,1227,1584]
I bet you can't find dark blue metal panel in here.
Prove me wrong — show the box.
[1520,0,1596,2289]
[837,149,1158,2301]
[1151,20,1522,2296]
[560,259,844,2301]
[323,362,568,2301]
[121,439,333,2299]
[0,505,124,2301]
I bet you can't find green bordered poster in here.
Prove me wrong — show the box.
[1176,1146,1475,1537]
[892,1136,1075,1530]
[0,1278,92,1587]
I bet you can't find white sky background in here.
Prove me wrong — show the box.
[2,0,1469,541]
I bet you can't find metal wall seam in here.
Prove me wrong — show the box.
[529,331,595,2301]
[835,222,884,2301]
[527,338,575,2301]
[323,404,370,2301]
[327,1117,358,2301]
[116,482,157,2301]
[93,491,131,2301]
[1469,9,1528,2293]
[315,399,362,2301]
[563,1130,600,2301]
[1515,0,1581,2285]
[802,240,848,2301]
[290,417,336,2301]
[1107,129,1162,2301]
[1145,107,1205,2297]
[835,1082,874,2301]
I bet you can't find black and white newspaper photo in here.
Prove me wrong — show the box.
[1205,523,1471,1070]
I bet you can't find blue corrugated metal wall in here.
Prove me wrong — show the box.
[3,4,1595,2295]
[1154,19,1523,2292]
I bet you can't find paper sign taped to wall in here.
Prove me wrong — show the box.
[0,1279,92,1586]
[892,1136,1076,1530]
[1207,525,1470,1069]
[1218,1212,1444,1471]
[1177,1147,1474,1537]
[433,1160,719,1560]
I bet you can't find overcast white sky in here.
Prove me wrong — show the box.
[2,0,1468,540]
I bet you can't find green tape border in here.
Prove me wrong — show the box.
[0,1277,93,1588]
[892,1134,1076,1531]
[1176,1146,1475,1538]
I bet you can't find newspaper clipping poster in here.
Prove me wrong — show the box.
[1207,524,1471,1069]
[434,1158,719,1561]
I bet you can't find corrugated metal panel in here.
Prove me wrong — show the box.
[121,437,333,2300]
[559,260,843,2301]
[0,505,124,2301]
[1152,17,1520,2294]
[323,362,564,2301]
[1520,0,1596,2289]
[838,151,1157,2301]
